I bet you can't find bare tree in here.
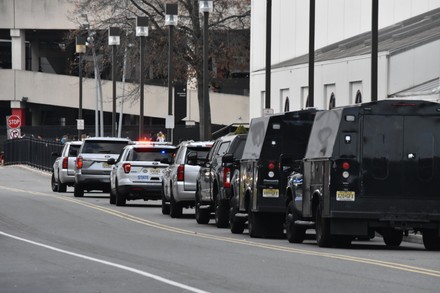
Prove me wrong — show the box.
[71,0,250,139]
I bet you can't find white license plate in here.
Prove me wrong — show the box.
[138,175,149,180]
[336,191,355,201]
[148,169,161,174]
[102,162,111,168]
[262,189,279,198]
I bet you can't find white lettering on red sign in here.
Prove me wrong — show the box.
[7,115,21,129]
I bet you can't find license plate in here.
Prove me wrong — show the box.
[102,162,111,168]
[138,175,149,180]
[262,189,279,198]
[336,191,355,201]
[148,168,161,174]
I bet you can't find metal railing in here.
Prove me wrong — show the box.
[3,137,63,172]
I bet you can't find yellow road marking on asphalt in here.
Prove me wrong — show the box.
[2,185,440,278]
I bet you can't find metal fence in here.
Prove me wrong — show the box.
[3,137,63,172]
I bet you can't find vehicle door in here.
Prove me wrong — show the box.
[199,142,219,200]
[361,114,440,199]
[211,141,231,198]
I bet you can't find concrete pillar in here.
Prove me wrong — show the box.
[11,29,26,70]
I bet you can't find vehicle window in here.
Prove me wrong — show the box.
[206,142,219,161]
[117,149,129,163]
[68,145,81,157]
[232,138,246,159]
[185,147,211,164]
[216,142,230,157]
[82,141,129,154]
[132,148,174,161]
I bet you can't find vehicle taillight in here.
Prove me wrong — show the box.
[76,156,83,169]
[342,161,350,178]
[177,164,185,181]
[268,161,276,178]
[123,163,131,174]
[223,167,231,188]
[62,157,68,169]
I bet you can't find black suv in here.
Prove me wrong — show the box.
[229,109,318,238]
[195,134,247,227]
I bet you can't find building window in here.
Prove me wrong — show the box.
[305,95,310,108]
[284,97,290,112]
[355,90,362,104]
[329,93,336,109]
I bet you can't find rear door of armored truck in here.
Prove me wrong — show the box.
[361,101,440,200]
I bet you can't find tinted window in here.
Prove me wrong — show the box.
[82,141,129,154]
[185,147,211,164]
[68,145,81,157]
[132,148,174,161]
[232,138,246,159]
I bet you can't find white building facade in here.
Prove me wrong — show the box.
[250,0,440,119]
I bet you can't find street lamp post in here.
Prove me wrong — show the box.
[165,3,178,143]
[75,36,86,140]
[199,0,213,141]
[108,27,120,137]
[136,16,149,139]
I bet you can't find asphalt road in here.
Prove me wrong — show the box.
[0,165,439,293]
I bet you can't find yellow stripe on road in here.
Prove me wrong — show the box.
[2,185,440,278]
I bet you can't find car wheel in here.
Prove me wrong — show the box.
[115,183,126,206]
[57,177,67,193]
[109,188,116,205]
[195,189,210,224]
[422,229,440,251]
[162,195,170,215]
[315,202,333,247]
[74,184,84,197]
[248,199,263,238]
[51,173,58,192]
[170,193,183,218]
[382,228,403,248]
[229,206,245,234]
[215,197,230,228]
[286,201,306,243]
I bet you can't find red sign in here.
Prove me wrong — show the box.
[7,115,21,129]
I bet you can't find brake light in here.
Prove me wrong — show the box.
[342,161,350,179]
[223,167,231,188]
[76,156,83,169]
[123,163,131,173]
[342,162,350,170]
[177,164,185,181]
[268,161,275,170]
[62,157,68,169]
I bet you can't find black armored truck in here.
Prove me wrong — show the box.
[285,99,440,250]
[228,109,318,238]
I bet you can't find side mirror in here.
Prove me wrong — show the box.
[107,158,116,165]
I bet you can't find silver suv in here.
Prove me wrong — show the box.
[51,141,83,192]
[74,137,132,197]
[108,142,176,206]
[161,141,213,218]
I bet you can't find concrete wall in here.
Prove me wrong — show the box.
[0,69,249,126]
[0,0,77,29]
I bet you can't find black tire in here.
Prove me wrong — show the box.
[115,188,126,206]
[57,182,67,193]
[73,184,84,197]
[170,193,183,218]
[161,189,170,215]
[315,202,333,247]
[51,173,58,192]
[286,201,306,243]
[195,190,210,224]
[215,197,230,228]
[248,200,263,238]
[230,206,245,234]
[109,188,116,205]
[422,229,440,251]
[382,228,403,248]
